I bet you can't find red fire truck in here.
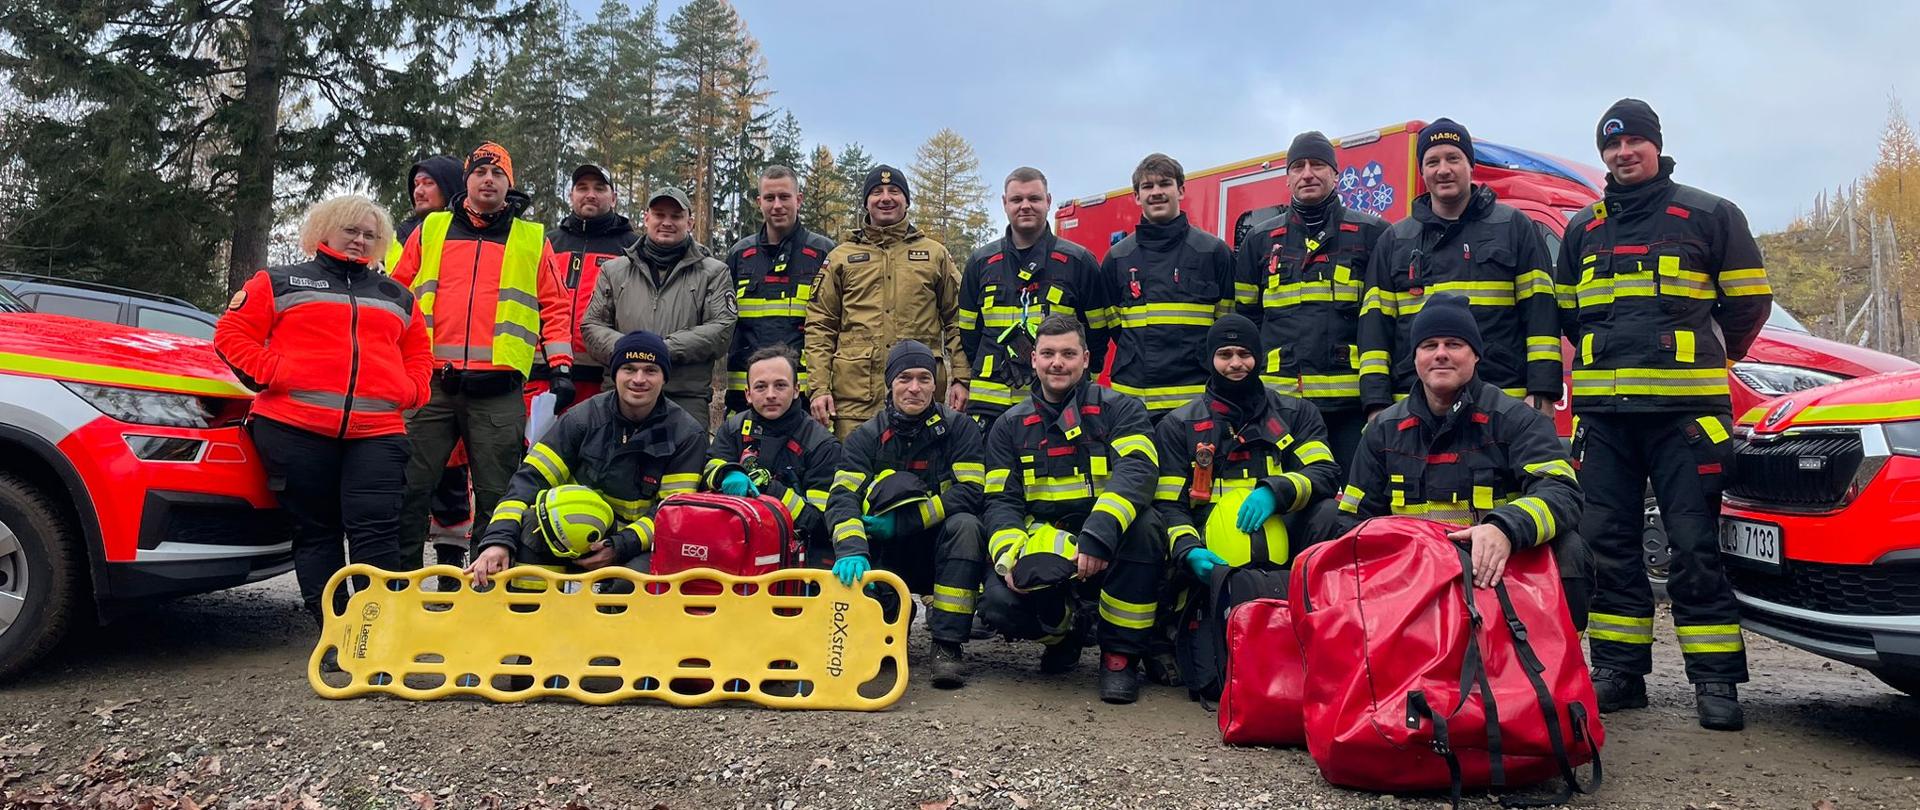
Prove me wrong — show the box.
[1054,120,1916,577]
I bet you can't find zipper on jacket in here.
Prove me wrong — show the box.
[338,272,362,440]
[464,225,483,369]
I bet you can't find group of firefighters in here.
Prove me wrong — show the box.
[212,96,1770,729]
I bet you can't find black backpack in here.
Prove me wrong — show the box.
[1175,564,1290,706]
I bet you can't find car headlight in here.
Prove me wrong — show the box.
[1881,420,1920,458]
[1730,362,1844,398]
[60,382,213,428]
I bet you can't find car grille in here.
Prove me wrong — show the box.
[1726,432,1864,509]
[1730,562,1920,617]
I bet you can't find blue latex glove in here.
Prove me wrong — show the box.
[832,554,871,587]
[861,513,896,541]
[720,471,759,497]
[1186,548,1228,581]
[1236,485,1279,533]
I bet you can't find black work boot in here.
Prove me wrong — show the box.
[1040,641,1081,674]
[1144,651,1183,687]
[1695,682,1744,731]
[1099,652,1140,705]
[930,641,967,689]
[1591,667,1649,713]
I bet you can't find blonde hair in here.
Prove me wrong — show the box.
[299,194,394,256]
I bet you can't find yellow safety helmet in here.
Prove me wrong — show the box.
[533,484,615,559]
[1203,485,1290,568]
[1011,522,1078,591]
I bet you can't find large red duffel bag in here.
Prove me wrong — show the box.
[650,493,800,576]
[1216,597,1307,746]
[1291,517,1602,806]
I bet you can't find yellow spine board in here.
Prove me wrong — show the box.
[310,565,910,711]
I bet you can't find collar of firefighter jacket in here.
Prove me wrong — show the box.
[563,210,633,238]
[884,400,945,441]
[1601,155,1680,215]
[759,222,810,250]
[1134,212,1191,253]
[1204,391,1291,450]
[605,390,685,453]
[1032,377,1093,430]
[856,218,915,247]
[1411,183,1497,228]
[1410,375,1489,431]
[1204,372,1270,426]
[744,399,808,440]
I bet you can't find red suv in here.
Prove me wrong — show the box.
[1723,368,1920,695]
[0,290,290,680]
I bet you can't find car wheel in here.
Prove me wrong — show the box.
[1871,669,1920,698]
[0,471,84,682]
[1643,495,1672,587]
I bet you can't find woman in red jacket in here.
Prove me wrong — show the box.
[215,194,433,628]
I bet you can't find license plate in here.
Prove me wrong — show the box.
[1719,518,1782,569]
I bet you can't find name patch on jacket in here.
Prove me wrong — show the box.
[908,250,930,261]
[287,276,331,289]
[847,253,871,263]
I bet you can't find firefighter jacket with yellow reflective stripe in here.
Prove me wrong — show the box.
[581,239,736,403]
[803,220,971,426]
[1151,387,1341,564]
[829,403,985,559]
[982,379,1158,567]
[388,195,576,376]
[1232,201,1389,411]
[958,228,1111,422]
[1338,378,1581,552]
[1100,215,1236,414]
[477,392,708,563]
[703,405,843,542]
[1555,161,1772,415]
[1357,186,1561,409]
[724,225,836,394]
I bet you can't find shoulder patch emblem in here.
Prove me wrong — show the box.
[847,252,871,263]
[226,290,247,310]
[287,276,330,290]
[908,250,930,261]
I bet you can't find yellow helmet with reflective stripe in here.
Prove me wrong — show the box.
[1203,486,1290,567]
[1010,522,1079,591]
[533,484,614,559]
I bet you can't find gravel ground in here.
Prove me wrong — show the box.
[2,576,1918,809]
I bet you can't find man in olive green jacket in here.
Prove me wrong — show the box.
[583,186,735,427]
[804,165,971,438]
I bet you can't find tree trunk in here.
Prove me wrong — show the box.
[226,0,286,292]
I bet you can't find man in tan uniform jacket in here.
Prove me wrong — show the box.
[804,164,971,438]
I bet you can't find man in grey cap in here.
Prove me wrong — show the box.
[582,186,736,427]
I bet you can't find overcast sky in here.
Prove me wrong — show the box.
[680,0,1916,232]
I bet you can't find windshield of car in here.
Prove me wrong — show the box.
[1767,303,1811,333]
[0,286,27,313]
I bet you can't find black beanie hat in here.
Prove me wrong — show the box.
[1409,294,1483,358]
[1597,98,1663,153]
[862,164,911,206]
[1286,131,1338,170]
[612,330,673,380]
[1206,314,1263,362]
[1418,118,1474,166]
[885,339,937,384]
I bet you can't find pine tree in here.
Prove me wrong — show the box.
[477,0,584,222]
[799,144,852,241]
[665,0,771,246]
[909,129,993,258]
[835,142,873,225]
[579,0,674,201]
[0,0,532,295]
[1863,94,1920,328]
